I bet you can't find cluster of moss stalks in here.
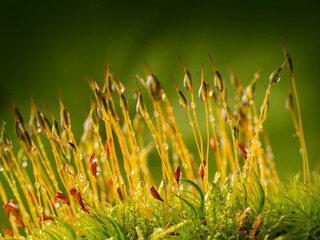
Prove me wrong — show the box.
[0,44,319,239]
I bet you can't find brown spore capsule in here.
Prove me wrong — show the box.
[210,137,217,151]
[198,65,208,103]
[117,187,124,201]
[174,166,181,184]
[199,161,206,181]
[90,161,98,178]
[238,142,247,160]
[150,186,164,202]
[54,192,70,206]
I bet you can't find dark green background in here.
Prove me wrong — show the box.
[0,0,320,232]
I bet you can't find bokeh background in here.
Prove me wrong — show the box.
[1,0,320,231]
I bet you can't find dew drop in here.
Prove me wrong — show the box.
[153,110,159,118]
[257,141,261,147]
[220,138,225,147]
[41,187,46,193]
[65,165,74,175]
[163,143,169,150]
[0,168,3,172]
[79,173,84,182]
[35,181,40,189]
[22,160,28,168]
[135,146,140,152]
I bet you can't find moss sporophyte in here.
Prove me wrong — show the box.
[0,45,318,239]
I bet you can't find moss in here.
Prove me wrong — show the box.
[0,47,318,239]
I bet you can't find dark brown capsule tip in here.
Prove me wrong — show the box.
[117,187,124,201]
[238,142,247,160]
[210,137,217,151]
[147,74,162,102]
[233,125,239,139]
[198,84,207,103]
[281,41,294,75]
[269,67,281,85]
[68,141,76,152]
[54,192,70,205]
[174,166,181,184]
[136,92,146,116]
[90,161,98,178]
[14,107,24,124]
[150,186,163,202]
[13,215,25,227]
[199,161,206,181]
[119,93,128,111]
[2,225,13,237]
[214,71,223,92]
[38,216,54,222]
[183,73,192,92]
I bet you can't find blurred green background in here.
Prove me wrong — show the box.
[1,0,320,231]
